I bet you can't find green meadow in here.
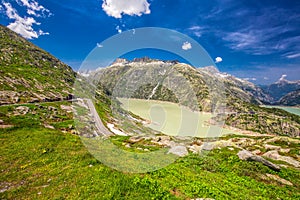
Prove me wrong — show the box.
[1,102,300,199]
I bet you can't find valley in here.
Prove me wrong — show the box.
[0,23,300,199]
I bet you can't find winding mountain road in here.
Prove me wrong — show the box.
[85,98,113,136]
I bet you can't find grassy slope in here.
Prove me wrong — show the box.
[1,102,300,199]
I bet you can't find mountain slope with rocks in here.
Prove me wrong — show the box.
[90,59,272,109]
[278,89,300,106]
[0,25,76,105]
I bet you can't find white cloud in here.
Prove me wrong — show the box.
[17,0,51,17]
[116,25,122,33]
[223,31,257,51]
[279,74,287,81]
[188,26,202,31]
[2,2,49,39]
[215,57,223,63]
[26,9,36,16]
[38,29,49,36]
[102,0,150,18]
[221,24,299,56]
[188,26,204,37]
[244,77,257,81]
[97,43,103,48]
[182,42,192,50]
[285,52,300,59]
[263,77,269,80]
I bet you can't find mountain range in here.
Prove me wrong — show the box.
[87,57,299,136]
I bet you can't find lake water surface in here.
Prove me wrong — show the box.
[118,98,240,138]
[262,105,300,116]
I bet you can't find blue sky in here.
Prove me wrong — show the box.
[0,0,299,84]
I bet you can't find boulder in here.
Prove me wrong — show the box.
[230,138,256,147]
[44,124,55,129]
[15,106,30,115]
[70,130,79,135]
[264,144,281,151]
[128,136,144,144]
[237,150,253,160]
[192,139,203,146]
[188,144,203,154]
[60,105,72,113]
[48,106,57,111]
[261,174,293,186]
[237,150,281,171]
[201,142,215,151]
[264,136,300,145]
[279,148,290,153]
[0,91,19,105]
[201,140,235,151]
[168,145,188,157]
[263,150,299,167]
[251,149,262,155]
[151,136,175,147]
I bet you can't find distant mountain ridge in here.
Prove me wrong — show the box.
[198,66,273,105]
[261,76,300,104]
[278,89,300,106]
[0,25,76,105]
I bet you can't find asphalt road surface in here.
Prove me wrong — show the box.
[85,98,113,136]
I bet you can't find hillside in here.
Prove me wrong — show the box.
[0,25,76,105]
[199,66,273,104]
[278,89,300,106]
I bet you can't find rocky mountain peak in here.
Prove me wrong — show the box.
[112,58,129,65]
[202,65,220,74]
[275,75,300,85]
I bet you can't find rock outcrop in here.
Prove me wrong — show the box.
[237,150,281,171]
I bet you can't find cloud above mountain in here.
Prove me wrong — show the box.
[215,57,223,63]
[17,0,51,17]
[279,74,287,81]
[182,42,192,50]
[2,0,51,39]
[102,0,150,18]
